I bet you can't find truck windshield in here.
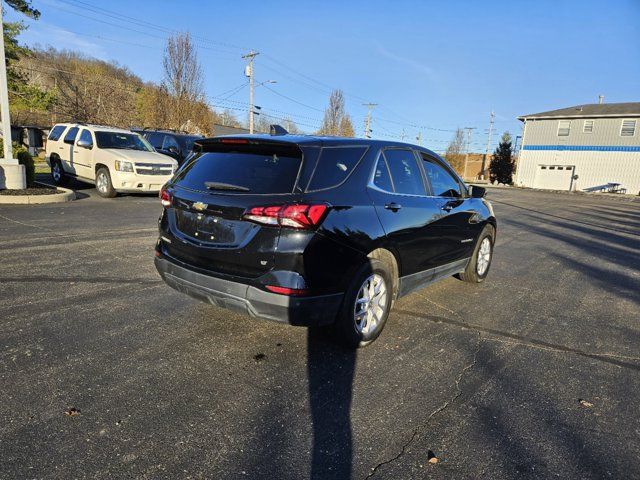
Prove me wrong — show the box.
[95,132,153,152]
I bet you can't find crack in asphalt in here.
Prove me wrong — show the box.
[395,309,640,372]
[365,331,482,479]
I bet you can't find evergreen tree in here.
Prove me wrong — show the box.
[489,132,515,184]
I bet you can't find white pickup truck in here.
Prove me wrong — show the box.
[45,123,178,198]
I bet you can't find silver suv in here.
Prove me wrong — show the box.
[45,123,178,198]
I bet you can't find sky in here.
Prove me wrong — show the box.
[6,0,640,152]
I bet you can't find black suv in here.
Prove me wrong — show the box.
[134,129,204,165]
[154,134,496,347]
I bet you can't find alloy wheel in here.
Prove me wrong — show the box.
[96,172,108,193]
[354,273,388,335]
[476,237,492,275]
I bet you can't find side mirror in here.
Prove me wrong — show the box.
[77,139,92,149]
[470,185,486,198]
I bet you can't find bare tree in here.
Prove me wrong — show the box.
[445,128,466,173]
[318,89,354,137]
[162,32,205,131]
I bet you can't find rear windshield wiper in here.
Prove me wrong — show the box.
[204,181,250,192]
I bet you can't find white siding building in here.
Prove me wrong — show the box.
[515,102,640,194]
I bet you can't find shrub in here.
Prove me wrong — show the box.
[17,149,35,187]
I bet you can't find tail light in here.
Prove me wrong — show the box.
[159,187,172,207]
[265,285,310,296]
[243,204,328,229]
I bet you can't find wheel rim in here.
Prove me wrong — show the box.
[52,163,61,181]
[476,237,492,275]
[354,274,388,335]
[96,172,107,193]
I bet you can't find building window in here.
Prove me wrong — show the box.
[621,119,636,137]
[557,120,571,136]
[583,120,594,133]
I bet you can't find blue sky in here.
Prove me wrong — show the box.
[7,0,640,152]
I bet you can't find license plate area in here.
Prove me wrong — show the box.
[175,210,249,245]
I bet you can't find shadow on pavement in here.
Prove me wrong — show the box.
[307,327,356,480]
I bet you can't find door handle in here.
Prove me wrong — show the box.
[59,146,64,149]
[73,150,79,153]
[384,202,402,212]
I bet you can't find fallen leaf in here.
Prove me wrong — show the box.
[65,407,81,416]
[428,457,439,464]
[579,399,593,408]
[427,449,438,464]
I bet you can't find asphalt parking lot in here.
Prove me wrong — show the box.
[1,178,639,479]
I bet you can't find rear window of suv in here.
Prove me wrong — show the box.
[174,144,302,194]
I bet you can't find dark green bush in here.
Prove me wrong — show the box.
[17,149,35,187]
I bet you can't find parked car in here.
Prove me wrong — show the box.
[45,123,178,198]
[154,132,496,347]
[133,129,204,165]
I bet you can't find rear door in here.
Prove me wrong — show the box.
[164,140,304,278]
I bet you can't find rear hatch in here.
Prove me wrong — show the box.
[164,139,305,278]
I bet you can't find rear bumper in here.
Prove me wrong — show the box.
[154,256,343,326]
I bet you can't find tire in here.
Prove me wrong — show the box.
[95,167,117,198]
[50,158,66,186]
[332,258,394,348]
[458,224,495,283]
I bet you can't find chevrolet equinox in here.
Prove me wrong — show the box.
[154,131,496,347]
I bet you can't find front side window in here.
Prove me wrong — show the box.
[307,146,367,191]
[382,149,426,196]
[77,129,93,148]
[557,120,571,136]
[48,125,66,141]
[422,157,462,198]
[94,132,153,152]
[621,119,636,137]
[63,127,79,144]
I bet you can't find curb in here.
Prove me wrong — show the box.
[0,182,75,205]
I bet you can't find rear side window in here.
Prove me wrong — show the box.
[174,145,302,194]
[383,149,426,195]
[63,127,79,144]
[306,146,367,191]
[48,125,66,141]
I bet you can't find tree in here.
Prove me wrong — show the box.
[489,132,515,184]
[318,89,355,137]
[445,128,466,173]
[5,0,40,18]
[162,32,205,131]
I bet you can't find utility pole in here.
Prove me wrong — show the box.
[0,1,24,189]
[400,128,406,141]
[242,50,259,134]
[362,103,377,138]
[463,127,475,180]
[481,111,494,180]
[416,131,422,146]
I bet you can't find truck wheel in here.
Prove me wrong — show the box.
[458,224,495,283]
[332,258,393,348]
[51,159,66,185]
[95,167,117,198]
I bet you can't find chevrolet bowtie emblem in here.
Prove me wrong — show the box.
[192,202,207,212]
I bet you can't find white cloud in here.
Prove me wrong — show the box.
[19,20,107,58]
